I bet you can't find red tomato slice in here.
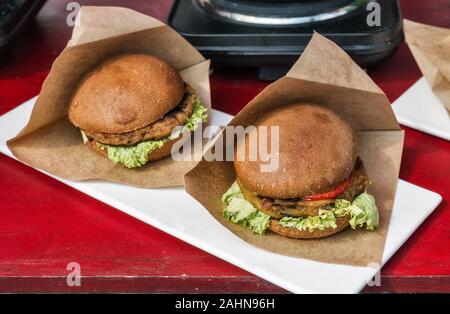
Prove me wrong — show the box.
[302,178,352,201]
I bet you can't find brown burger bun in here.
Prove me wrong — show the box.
[234,103,357,200]
[82,84,197,146]
[86,136,181,164]
[268,216,350,239]
[68,54,184,134]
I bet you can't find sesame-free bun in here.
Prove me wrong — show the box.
[268,216,350,239]
[234,103,357,199]
[68,54,184,134]
[87,136,180,164]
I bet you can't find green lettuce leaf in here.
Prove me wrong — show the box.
[221,181,243,204]
[223,197,256,224]
[88,98,207,168]
[248,212,271,235]
[279,209,337,231]
[347,193,379,230]
[102,139,167,168]
[328,193,379,230]
[222,181,270,235]
[333,199,351,217]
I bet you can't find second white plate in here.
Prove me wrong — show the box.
[392,76,450,141]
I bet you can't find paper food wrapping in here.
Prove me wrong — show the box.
[404,19,450,114]
[185,33,404,266]
[7,6,211,187]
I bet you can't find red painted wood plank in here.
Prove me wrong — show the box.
[0,0,449,293]
[364,276,450,294]
[1,275,449,294]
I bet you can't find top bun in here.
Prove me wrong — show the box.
[234,103,357,199]
[68,54,184,134]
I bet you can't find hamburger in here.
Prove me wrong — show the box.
[68,54,207,168]
[222,103,379,239]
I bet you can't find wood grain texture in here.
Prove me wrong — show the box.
[0,0,449,293]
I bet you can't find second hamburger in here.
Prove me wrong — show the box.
[222,103,379,239]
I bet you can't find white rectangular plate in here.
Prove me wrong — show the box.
[0,97,442,293]
[392,76,450,141]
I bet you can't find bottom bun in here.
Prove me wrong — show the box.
[268,216,350,239]
[87,136,180,164]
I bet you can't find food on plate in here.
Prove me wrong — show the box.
[222,103,379,239]
[68,54,207,168]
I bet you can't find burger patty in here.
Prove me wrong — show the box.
[237,158,370,219]
[83,84,196,146]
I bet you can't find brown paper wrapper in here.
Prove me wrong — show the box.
[185,33,404,266]
[7,6,211,187]
[404,19,450,113]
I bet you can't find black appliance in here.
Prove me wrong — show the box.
[0,0,46,50]
[168,0,403,79]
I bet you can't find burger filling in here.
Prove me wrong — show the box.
[240,158,370,219]
[222,164,379,236]
[81,94,207,168]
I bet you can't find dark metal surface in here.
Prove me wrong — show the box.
[196,0,364,26]
[168,0,403,77]
[0,0,46,48]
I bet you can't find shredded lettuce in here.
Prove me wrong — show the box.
[221,181,379,235]
[86,98,207,168]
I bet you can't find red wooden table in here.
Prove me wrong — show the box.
[0,0,449,293]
